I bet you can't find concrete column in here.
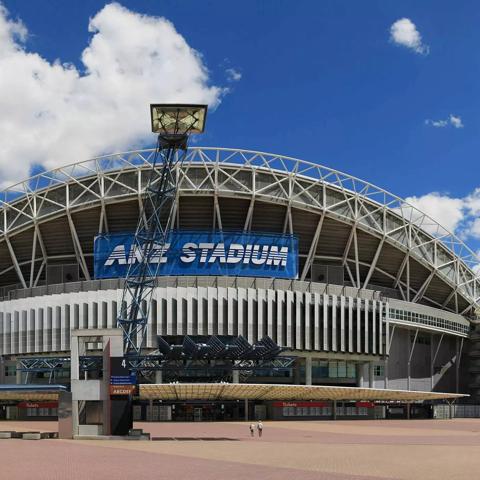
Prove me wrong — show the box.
[0,357,5,384]
[148,399,153,422]
[232,369,240,383]
[384,359,389,389]
[293,358,301,385]
[357,362,368,387]
[15,361,22,385]
[406,403,410,420]
[305,357,312,386]
[368,362,374,388]
[155,370,163,384]
[333,400,337,420]
[244,399,249,421]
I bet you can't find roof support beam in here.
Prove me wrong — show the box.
[412,270,435,303]
[98,176,109,234]
[455,337,464,393]
[300,213,324,281]
[282,204,293,234]
[363,237,385,289]
[67,212,91,281]
[243,197,255,232]
[353,227,361,289]
[431,332,444,390]
[213,193,223,231]
[407,328,419,391]
[29,227,37,288]
[5,235,27,289]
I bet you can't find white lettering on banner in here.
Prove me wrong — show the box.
[180,242,197,263]
[226,244,243,263]
[104,241,289,268]
[105,244,127,266]
[208,243,227,263]
[198,243,215,263]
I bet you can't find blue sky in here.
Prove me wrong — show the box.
[2,0,480,253]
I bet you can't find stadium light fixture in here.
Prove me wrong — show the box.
[119,104,208,356]
[150,104,208,136]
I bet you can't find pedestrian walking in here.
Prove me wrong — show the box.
[249,423,255,437]
[257,420,263,438]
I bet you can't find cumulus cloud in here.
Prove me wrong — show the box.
[404,189,480,244]
[390,18,429,55]
[0,2,225,186]
[425,114,464,129]
[226,68,242,82]
[405,192,465,234]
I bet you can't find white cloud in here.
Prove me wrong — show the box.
[403,188,480,249]
[390,18,429,55]
[425,114,464,129]
[0,2,225,186]
[405,192,465,234]
[449,114,464,128]
[226,68,242,82]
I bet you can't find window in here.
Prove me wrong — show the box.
[347,363,356,378]
[374,365,384,377]
[328,361,338,378]
[337,361,347,378]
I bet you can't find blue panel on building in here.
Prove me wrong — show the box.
[94,231,298,280]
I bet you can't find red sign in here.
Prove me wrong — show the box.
[272,401,329,408]
[17,402,58,409]
[355,401,375,408]
[110,385,136,396]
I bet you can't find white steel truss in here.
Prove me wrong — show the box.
[0,147,478,315]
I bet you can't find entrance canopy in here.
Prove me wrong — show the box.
[139,383,467,402]
[0,384,67,401]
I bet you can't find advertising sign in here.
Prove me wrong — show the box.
[272,401,329,408]
[110,385,136,396]
[94,231,298,280]
[17,402,58,409]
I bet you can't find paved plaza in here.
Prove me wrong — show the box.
[1,419,480,479]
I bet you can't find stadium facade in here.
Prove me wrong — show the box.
[0,147,478,421]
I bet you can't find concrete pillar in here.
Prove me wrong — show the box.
[244,399,249,421]
[155,370,163,384]
[357,362,367,387]
[0,357,5,384]
[15,361,22,385]
[384,359,389,389]
[305,357,312,386]
[368,363,374,388]
[148,399,153,422]
[333,400,337,420]
[406,403,410,420]
[232,369,240,384]
[293,358,301,385]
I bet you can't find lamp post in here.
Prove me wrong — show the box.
[117,104,208,355]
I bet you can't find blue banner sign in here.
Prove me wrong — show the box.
[94,231,298,280]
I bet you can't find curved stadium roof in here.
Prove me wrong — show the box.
[0,147,478,316]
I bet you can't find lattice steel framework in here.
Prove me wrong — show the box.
[0,148,479,316]
[117,140,185,355]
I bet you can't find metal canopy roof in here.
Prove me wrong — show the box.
[157,335,282,361]
[0,384,67,401]
[139,383,467,402]
[0,147,478,315]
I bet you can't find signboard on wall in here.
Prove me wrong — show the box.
[110,357,136,385]
[94,231,298,280]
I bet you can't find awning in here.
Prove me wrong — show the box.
[0,384,67,401]
[139,383,467,402]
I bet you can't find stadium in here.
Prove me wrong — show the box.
[0,146,478,422]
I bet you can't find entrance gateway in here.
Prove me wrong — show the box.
[51,327,463,437]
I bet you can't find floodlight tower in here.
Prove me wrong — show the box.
[117,104,208,355]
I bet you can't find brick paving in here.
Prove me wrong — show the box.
[1,419,480,479]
